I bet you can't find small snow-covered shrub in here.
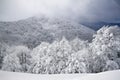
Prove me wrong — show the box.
[103,60,119,71]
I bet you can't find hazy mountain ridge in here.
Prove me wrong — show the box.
[0,16,95,48]
[82,22,120,30]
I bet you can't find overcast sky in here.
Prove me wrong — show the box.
[0,0,120,23]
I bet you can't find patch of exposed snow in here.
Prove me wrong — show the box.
[0,70,120,80]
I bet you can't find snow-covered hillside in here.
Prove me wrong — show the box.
[0,16,95,48]
[0,70,120,80]
[0,26,120,74]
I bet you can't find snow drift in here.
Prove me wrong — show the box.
[0,70,120,80]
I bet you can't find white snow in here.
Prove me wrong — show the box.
[0,70,120,80]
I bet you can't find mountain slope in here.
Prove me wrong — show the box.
[0,16,95,48]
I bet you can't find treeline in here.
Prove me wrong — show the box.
[0,26,120,74]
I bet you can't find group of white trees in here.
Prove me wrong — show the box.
[2,46,31,72]
[0,26,120,74]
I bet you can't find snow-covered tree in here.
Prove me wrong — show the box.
[30,42,50,62]
[114,58,120,67]
[0,43,9,68]
[70,37,89,52]
[91,54,108,73]
[91,26,120,59]
[2,54,22,72]
[90,26,120,72]
[103,60,119,71]
[2,45,31,72]
[29,42,50,74]
[65,47,94,73]
[47,37,72,74]
[29,37,73,74]
[15,46,31,72]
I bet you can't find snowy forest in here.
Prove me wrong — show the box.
[0,25,120,74]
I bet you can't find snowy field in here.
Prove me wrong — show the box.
[0,70,120,80]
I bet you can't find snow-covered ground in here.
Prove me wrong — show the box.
[0,70,120,80]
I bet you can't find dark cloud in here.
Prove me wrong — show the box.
[114,0,120,6]
[0,0,120,23]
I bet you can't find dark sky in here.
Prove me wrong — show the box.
[0,0,120,23]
